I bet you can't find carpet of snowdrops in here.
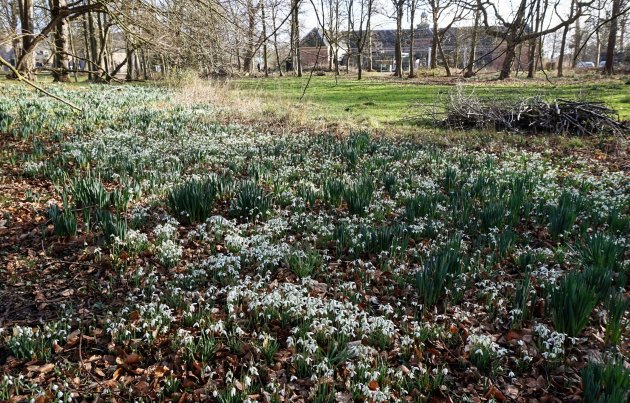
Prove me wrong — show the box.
[0,84,629,402]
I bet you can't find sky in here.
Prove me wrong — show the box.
[299,0,576,33]
[297,0,578,56]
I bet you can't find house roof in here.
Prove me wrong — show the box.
[300,24,511,55]
[300,28,327,47]
[343,25,441,52]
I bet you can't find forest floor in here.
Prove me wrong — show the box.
[0,78,628,402]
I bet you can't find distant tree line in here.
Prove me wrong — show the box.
[0,0,627,81]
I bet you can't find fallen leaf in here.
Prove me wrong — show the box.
[154,366,169,378]
[34,291,46,303]
[52,340,63,353]
[60,289,74,297]
[485,385,506,402]
[27,363,55,373]
[112,367,123,381]
[505,385,519,399]
[506,330,521,342]
[125,353,142,365]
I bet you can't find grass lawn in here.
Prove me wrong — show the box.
[232,73,630,128]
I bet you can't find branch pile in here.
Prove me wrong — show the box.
[444,92,629,136]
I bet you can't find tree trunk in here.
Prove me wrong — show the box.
[394,2,403,77]
[498,0,527,79]
[572,16,581,67]
[82,15,91,79]
[87,2,99,80]
[261,2,268,77]
[52,0,71,82]
[334,0,340,75]
[328,46,334,71]
[68,16,79,82]
[437,32,451,76]
[619,13,626,51]
[603,0,621,75]
[430,18,438,69]
[17,0,35,79]
[357,53,362,80]
[368,33,373,71]
[557,23,570,77]
[464,10,480,77]
[291,0,302,77]
[408,1,416,78]
[499,40,517,79]
[126,42,134,81]
[526,0,541,78]
[8,1,21,69]
[270,3,283,76]
[242,0,256,74]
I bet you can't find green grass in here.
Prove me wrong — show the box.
[232,74,630,126]
[3,70,628,133]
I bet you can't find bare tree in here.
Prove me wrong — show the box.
[391,0,404,77]
[428,0,464,76]
[407,0,420,77]
[526,0,546,78]
[463,7,479,77]
[557,0,577,77]
[16,0,35,79]
[347,0,374,79]
[475,0,591,79]
[603,0,622,74]
[52,0,71,82]
[242,0,258,74]
[290,0,302,76]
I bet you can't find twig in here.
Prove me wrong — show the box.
[0,55,83,112]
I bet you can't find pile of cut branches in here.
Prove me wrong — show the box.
[443,91,628,136]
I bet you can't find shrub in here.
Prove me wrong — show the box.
[465,334,507,375]
[167,178,218,224]
[442,167,458,192]
[343,178,373,216]
[355,224,408,256]
[604,291,629,346]
[548,191,582,239]
[581,359,630,403]
[577,233,623,271]
[156,239,183,268]
[550,271,599,337]
[511,275,533,328]
[71,176,109,210]
[6,320,71,361]
[286,249,321,278]
[322,178,345,208]
[415,241,461,309]
[95,209,128,242]
[581,266,613,302]
[297,185,317,211]
[405,193,439,221]
[229,181,272,219]
[383,173,398,198]
[47,203,77,237]
[479,201,505,231]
